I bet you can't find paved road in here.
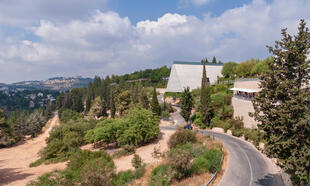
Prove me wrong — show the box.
[159,93,284,186]
[204,131,284,186]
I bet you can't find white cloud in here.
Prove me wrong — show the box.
[0,0,310,83]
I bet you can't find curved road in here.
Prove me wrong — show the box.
[159,93,284,186]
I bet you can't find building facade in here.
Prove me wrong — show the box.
[230,78,260,128]
[166,61,223,92]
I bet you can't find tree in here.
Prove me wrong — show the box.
[200,62,212,126]
[117,90,131,115]
[88,97,108,118]
[110,91,116,118]
[221,62,238,78]
[252,20,310,185]
[151,87,161,116]
[234,59,256,77]
[180,87,193,122]
[140,87,150,109]
[212,56,217,64]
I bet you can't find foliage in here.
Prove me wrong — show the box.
[131,154,143,169]
[168,128,197,148]
[234,59,257,78]
[29,150,115,186]
[88,96,108,118]
[85,108,160,147]
[169,148,193,179]
[33,119,96,165]
[150,164,172,186]
[151,87,161,116]
[117,90,131,115]
[252,20,310,184]
[191,149,223,174]
[180,87,193,122]
[222,62,238,78]
[58,109,83,123]
[110,91,116,118]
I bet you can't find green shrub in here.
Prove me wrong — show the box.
[231,129,243,137]
[176,142,207,158]
[191,149,223,174]
[113,170,135,186]
[243,129,262,146]
[213,84,228,93]
[161,110,170,119]
[191,156,210,174]
[192,112,206,129]
[222,121,232,132]
[58,109,83,123]
[230,117,244,129]
[169,148,193,180]
[131,154,143,169]
[168,128,197,148]
[211,93,226,107]
[85,108,160,147]
[210,116,224,128]
[149,164,172,186]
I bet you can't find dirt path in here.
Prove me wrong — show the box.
[114,129,174,173]
[0,114,67,186]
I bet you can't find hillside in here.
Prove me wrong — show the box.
[0,77,93,92]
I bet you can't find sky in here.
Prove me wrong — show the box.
[0,0,309,83]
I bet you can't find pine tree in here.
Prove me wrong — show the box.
[140,87,150,109]
[88,97,107,118]
[200,61,212,126]
[110,90,116,118]
[252,20,310,185]
[180,87,193,122]
[212,56,217,64]
[151,87,161,116]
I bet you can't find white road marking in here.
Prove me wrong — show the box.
[236,142,253,186]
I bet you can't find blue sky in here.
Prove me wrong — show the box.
[0,0,309,83]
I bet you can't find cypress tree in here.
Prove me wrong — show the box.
[180,87,193,122]
[252,20,310,185]
[140,87,150,109]
[110,90,116,118]
[151,87,161,116]
[200,61,212,126]
[212,56,217,64]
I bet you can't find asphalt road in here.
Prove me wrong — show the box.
[204,131,284,186]
[159,92,284,186]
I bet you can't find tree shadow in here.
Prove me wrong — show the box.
[255,173,284,186]
[0,168,34,185]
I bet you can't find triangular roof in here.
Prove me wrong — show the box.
[166,61,223,92]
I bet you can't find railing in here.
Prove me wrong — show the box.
[233,94,254,101]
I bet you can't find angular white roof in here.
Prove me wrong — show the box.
[166,61,223,92]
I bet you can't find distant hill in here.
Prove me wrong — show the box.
[0,77,93,92]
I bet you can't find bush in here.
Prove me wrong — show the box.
[85,108,160,147]
[169,148,193,180]
[176,142,207,158]
[222,121,232,132]
[243,128,262,146]
[191,149,223,174]
[58,109,83,123]
[213,84,228,93]
[168,128,197,149]
[230,117,244,129]
[232,129,243,137]
[161,110,170,119]
[131,154,143,169]
[150,164,172,186]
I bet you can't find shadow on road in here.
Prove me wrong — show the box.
[255,173,283,186]
[0,168,34,185]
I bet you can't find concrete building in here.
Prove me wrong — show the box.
[166,61,223,92]
[230,78,261,128]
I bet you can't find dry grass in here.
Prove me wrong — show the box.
[129,162,167,186]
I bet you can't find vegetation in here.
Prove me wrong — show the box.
[151,87,161,116]
[200,61,213,127]
[168,128,197,148]
[252,20,310,185]
[221,62,238,79]
[180,87,193,122]
[149,129,223,185]
[85,108,160,147]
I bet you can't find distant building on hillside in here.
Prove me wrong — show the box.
[166,61,223,92]
[230,78,261,128]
